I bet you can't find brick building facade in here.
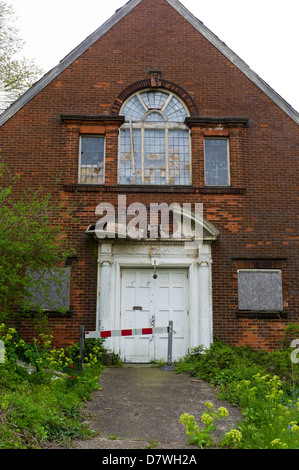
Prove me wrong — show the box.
[0,0,298,359]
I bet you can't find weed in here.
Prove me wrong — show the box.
[180,402,229,449]
[178,333,299,449]
[146,440,159,449]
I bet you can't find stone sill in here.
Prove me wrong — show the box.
[236,311,288,319]
[18,310,73,318]
[62,184,246,194]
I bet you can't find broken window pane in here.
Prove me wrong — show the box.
[80,136,105,184]
[169,130,190,185]
[119,129,142,184]
[238,270,283,311]
[144,130,166,184]
[119,90,190,185]
[205,139,229,186]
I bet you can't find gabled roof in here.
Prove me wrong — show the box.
[0,0,298,127]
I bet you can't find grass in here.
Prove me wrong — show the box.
[0,324,106,448]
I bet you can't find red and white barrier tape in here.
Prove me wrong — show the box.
[85,326,169,339]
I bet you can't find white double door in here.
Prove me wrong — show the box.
[120,268,189,363]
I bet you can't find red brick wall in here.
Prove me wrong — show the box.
[0,0,298,350]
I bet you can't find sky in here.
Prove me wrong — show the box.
[8,0,299,113]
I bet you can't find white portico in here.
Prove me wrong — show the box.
[86,216,219,363]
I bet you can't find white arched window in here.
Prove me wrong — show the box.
[119,90,191,185]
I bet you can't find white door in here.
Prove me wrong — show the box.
[120,268,189,363]
[120,269,154,363]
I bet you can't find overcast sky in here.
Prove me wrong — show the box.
[9,0,299,113]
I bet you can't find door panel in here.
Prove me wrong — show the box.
[155,270,188,361]
[121,270,153,362]
[120,268,189,362]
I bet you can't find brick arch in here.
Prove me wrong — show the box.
[111,79,199,117]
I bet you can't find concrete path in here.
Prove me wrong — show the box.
[74,365,241,450]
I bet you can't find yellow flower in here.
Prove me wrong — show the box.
[224,429,242,444]
[270,439,288,449]
[201,413,214,426]
[271,439,279,446]
[242,380,251,385]
[204,401,214,410]
[261,374,270,380]
[218,407,229,418]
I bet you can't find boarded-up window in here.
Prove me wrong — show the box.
[238,269,283,311]
[26,268,71,312]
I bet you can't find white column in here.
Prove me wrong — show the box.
[197,259,212,349]
[97,243,113,331]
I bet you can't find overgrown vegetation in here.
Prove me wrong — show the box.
[0,157,77,323]
[0,324,106,448]
[177,324,299,449]
[0,158,104,449]
[1,321,298,449]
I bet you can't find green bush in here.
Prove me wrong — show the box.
[177,333,299,449]
[0,371,100,448]
[177,338,298,392]
[0,323,105,448]
[235,374,299,449]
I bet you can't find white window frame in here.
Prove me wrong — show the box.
[78,135,105,184]
[118,90,192,185]
[204,137,230,187]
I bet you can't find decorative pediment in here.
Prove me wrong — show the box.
[86,205,219,244]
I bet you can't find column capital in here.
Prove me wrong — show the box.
[98,242,113,265]
[98,257,113,266]
[197,255,212,266]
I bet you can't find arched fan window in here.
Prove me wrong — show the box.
[119,90,191,185]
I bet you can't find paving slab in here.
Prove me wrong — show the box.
[74,365,241,450]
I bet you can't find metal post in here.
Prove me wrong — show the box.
[160,320,174,371]
[167,320,173,365]
[79,325,85,371]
